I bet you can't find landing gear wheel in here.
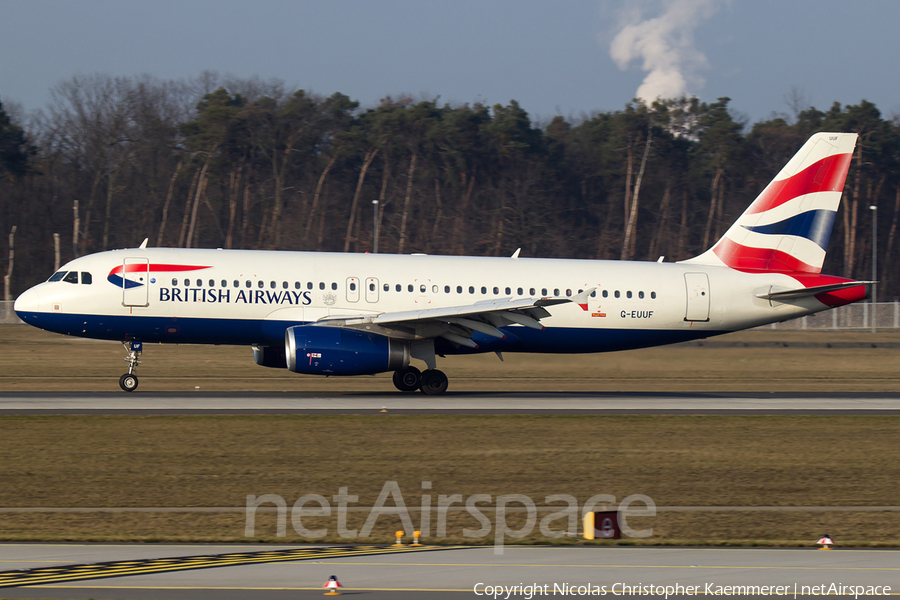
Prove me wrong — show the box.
[419,369,448,396]
[392,366,421,392]
[119,373,139,392]
[120,340,143,393]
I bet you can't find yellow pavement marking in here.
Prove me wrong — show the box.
[0,545,463,588]
[256,561,900,571]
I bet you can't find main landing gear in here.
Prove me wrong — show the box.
[392,366,449,395]
[119,340,142,392]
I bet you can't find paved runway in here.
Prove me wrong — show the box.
[1,391,899,414]
[0,543,896,599]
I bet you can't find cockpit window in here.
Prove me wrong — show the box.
[48,271,66,282]
[81,272,92,285]
[63,272,79,284]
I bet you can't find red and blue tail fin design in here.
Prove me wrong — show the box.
[683,133,857,273]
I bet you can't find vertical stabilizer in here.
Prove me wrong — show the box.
[682,132,857,273]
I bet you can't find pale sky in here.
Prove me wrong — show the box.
[1,0,898,126]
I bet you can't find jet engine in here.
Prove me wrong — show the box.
[285,325,409,376]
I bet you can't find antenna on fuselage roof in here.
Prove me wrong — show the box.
[138,238,148,249]
[511,248,521,259]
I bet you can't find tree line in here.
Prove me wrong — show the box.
[2,73,899,299]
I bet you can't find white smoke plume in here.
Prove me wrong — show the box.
[609,0,722,103]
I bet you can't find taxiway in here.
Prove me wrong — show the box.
[0,391,899,414]
[0,543,896,599]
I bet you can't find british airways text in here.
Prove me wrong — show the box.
[158,288,313,305]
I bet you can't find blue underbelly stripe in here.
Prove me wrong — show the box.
[16,311,724,354]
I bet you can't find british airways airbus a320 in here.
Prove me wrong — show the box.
[15,133,869,395]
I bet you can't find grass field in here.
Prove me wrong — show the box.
[0,325,898,547]
[0,415,898,546]
[2,325,900,392]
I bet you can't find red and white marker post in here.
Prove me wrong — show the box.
[323,575,343,595]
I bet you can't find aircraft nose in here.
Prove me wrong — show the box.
[13,286,42,318]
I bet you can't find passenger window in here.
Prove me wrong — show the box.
[81,272,92,285]
[530,288,536,296]
[48,271,66,282]
[542,288,547,296]
[626,291,632,299]
[408,284,414,292]
[396,284,402,292]
[590,291,596,298]
[258,281,264,288]
[457,286,463,293]
[197,279,203,287]
[444,285,450,293]
[493,287,499,294]
[268,281,274,289]
[234,280,239,288]
[481,286,487,294]
[246,280,252,288]
[185,278,190,286]
[331,282,337,290]
[517,287,523,295]
[566,289,572,297]
[221,280,227,287]
[350,282,357,291]
[420,284,426,293]
[319,282,325,290]
[384,283,389,292]
[307,282,313,290]
[651,291,657,299]
[63,272,78,284]
[432,285,438,293]
[370,283,376,291]
[639,291,644,299]
[554,289,560,297]
[282,281,288,289]
[614,290,620,298]
[602,290,608,298]
[294,282,301,289]
[469,286,475,294]
[209,279,214,287]
[172,278,178,286]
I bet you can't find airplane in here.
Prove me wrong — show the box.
[14,132,869,395]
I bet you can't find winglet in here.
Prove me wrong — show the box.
[139,238,149,249]
[573,287,596,311]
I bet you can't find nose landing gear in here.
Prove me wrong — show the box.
[120,340,142,392]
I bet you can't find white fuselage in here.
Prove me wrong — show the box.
[15,248,835,354]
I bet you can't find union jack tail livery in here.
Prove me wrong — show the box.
[685,132,857,274]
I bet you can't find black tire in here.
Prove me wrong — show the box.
[419,369,448,395]
[119,373,139,392]
[392,366,421,392]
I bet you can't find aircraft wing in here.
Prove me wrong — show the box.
[315,289,594,348]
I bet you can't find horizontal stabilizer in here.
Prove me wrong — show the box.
[756,280,872,301]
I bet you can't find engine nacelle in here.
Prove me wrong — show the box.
[253,344,287,368]
[285,325,409,376]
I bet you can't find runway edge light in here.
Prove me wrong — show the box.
[816,534,834,550]
[323,575,343,595]
[393,530,405,546]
